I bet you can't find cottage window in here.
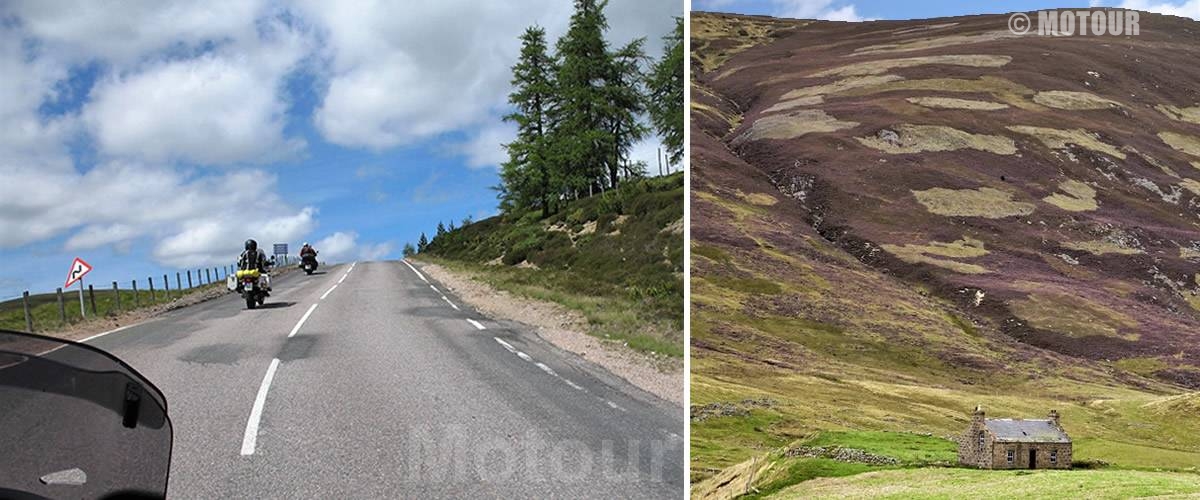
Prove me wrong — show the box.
[977,431,984,451]
[1050,450,1057,464]
[1006,449,1014,464]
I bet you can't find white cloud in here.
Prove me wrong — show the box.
[313,231,394,263]
[294,0,675,150]
[774,0,870,21]
[0,160,316,266]
[462,122,517,169]
[5,0,269,64]
[82,20,311,165]
[1117,0,1200,18]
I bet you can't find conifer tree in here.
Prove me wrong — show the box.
[500,26,557,217]
[417,232,429,253]
[648,17,683,166]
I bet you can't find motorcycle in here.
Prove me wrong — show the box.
[0,329,172,498]
[228,268,270,309]
[300,252,318,275]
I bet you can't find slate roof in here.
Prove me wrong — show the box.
[985,419,1071,443]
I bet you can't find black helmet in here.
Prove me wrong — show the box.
[245,239,258,251]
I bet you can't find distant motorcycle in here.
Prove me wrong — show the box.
[300,252,318,275]
[228,268,270,309]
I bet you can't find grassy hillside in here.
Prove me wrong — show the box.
[420,172,684,357]
[0,283,225,333]
[690,10,1200,498]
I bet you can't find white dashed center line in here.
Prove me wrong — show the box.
[240,358,281,456]
[467,319,486,330]
[288,303,319,338]
[320,284,338,300]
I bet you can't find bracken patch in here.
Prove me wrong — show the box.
[852,30,1020,55]
[1032,90,1122,110]
[881,236,991,274]
[905,96,1008,110]
[1043,179,1098,212]
[912,187,1035,218]
[1062,240,1142,255]
[810,54,1011,78]
[1159,131,1200,158]
[734,109,859,144]
[778,74,903,101]
[857,124,1016,155]
[1007,126,1126,159]
[1156,105,1200,125]
[1009,292,1139,340]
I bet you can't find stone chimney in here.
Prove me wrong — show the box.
[1048,409,1060,427]
[973,405,985,425]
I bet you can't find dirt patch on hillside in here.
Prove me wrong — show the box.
[852,30,1020,55]
[419,262,683,406]
[1063,240,1144,255]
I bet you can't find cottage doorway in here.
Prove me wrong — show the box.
[1028,449,1037,468]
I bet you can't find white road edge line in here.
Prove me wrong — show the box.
[442,296,460,310]
[320,284,338,300]
[430,284,439,293]
[606,401,626,412]
[535,362,557,376]
[288,303,319,338]
[78,321,143,344]
[467,319,485,330]
[337,274,347,284]
[516,351,533,362]
[240,358,281,456]
[401,259,429,283]
[494,337,517,353]
[564,379,585,391]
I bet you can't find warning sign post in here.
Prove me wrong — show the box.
[65,257,93,317]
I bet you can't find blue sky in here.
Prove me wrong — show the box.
[693,0,1200,21]
[0,0,681,300]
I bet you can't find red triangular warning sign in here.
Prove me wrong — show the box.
[65,257,93,288]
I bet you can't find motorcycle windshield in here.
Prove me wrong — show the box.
[0,330,171,499]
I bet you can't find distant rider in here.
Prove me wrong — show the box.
[300,242,318,260]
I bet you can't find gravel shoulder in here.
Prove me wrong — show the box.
[418,261,684,406]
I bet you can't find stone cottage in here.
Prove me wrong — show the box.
[958,406,1072,469]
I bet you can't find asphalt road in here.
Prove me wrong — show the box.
[83,260,683,498]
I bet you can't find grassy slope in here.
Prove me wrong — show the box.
[0,284,223,333]
[689,12,1200,497]
[419,173,684,357]
[774,468,1200,499]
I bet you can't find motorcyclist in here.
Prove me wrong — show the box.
[238,239,272,291]
[300,242,318,260]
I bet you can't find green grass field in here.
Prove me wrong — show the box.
[773,468,1200,499]
[419,173,683,357]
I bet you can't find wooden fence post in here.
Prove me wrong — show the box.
[132,280,139,307]
[56,287,66,324]
[204,268,210,285]
[163,274,170,299]
[88,284,97,315]
[149,277,156,303]
[22,291,32,332]
[176,273,182,296]
[187,270,193,289]
[113,281,120,313]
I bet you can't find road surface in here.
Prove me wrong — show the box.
[85,260,684,498]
